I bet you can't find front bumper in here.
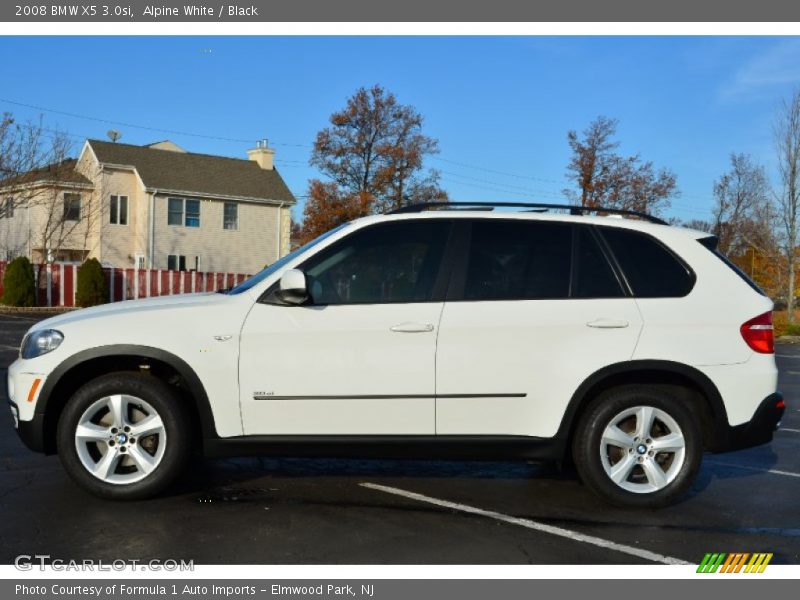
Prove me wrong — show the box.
[7,360,49,454]
[7,400,47,453]
[711,392,785,453]
[7,359,46,422]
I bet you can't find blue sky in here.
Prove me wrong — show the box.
[1,36,799,222]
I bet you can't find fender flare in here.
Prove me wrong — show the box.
[556,359,728,445]
[37,344,218,440]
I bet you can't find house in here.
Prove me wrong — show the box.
[0,139,296,274]
[0,159,95,264]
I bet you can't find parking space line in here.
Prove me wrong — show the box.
[0,344,19,351]
[360,482,689,565]
[779,427,800,433]
[705,460,800,478]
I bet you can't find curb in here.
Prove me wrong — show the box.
[776,335,800,344]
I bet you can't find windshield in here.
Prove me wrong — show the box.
[226,223,350,295]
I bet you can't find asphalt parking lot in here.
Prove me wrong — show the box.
[0,312,798,565]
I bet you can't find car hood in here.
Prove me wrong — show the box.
[31,292,230,332]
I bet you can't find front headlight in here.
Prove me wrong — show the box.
[21,329,64,359]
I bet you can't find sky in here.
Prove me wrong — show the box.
[1,35,799,223]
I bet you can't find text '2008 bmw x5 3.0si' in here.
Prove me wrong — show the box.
[7,202,785,507]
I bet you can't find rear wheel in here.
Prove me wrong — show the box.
[57,372,190,500]
[572,385,702,508]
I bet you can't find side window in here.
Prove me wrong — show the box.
[167,254,187,271]
[63,194,81,221]
[600,227,694,298]
[167,198,183,226]
[223,202,238,230]
[463,221,572,301]
[110,195,128,225]
[300,220,450,305]
[573,227,624,298]
[167,197,200,227]
[185,199,201,228]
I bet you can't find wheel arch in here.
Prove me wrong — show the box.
[558,360,729,456]
[36,345,217,454]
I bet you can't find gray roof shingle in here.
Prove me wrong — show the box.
[0,159,93,187]
[88,139,295,204]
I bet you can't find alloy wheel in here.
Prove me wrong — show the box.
[599,405,686,494]
[74,394,167,485]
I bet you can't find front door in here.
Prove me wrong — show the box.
[239,219,453,435]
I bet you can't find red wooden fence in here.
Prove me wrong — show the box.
[0,261,250,308]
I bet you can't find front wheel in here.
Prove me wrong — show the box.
[572,385,702,508]
[57,372,190,500]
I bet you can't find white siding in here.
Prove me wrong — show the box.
[153,195,284,274]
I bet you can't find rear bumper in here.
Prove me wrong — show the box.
[710,392,785,453]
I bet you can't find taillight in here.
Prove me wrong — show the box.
[740,311,774,354]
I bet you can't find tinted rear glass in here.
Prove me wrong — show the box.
[600,227,695,298]
[573,227,625,298]
[463,221,572,300]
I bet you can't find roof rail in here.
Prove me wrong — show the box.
[387,201,669,225]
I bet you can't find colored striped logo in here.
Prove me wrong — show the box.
[697,553,773,573]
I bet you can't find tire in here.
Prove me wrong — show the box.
[57,372,191,500]
[571,385,702,508]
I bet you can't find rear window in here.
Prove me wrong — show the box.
[463,220,572,300]
[599,227,695,298]
[698,236,766,296]
[573,227,625,298]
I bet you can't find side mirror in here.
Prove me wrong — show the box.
[275,269,309,305]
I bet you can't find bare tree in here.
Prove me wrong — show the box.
[0,113,46,184]
[712,153,771,256]
[682,218,714,232]
[0,114,107,283]
[30,137,80,261]
[565,116,619,208]
[564,115,678,215]
[774,91,800,321]
[0,114,65,260]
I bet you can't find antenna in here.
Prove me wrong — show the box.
[107,129,122,143]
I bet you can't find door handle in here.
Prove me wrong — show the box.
[390,322,435,333]
[586,318,629,329]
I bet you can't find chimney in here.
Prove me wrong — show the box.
[247,139,275,170]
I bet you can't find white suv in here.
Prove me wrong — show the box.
[6,202,785,507]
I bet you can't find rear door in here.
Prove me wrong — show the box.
[435,220,643,438]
